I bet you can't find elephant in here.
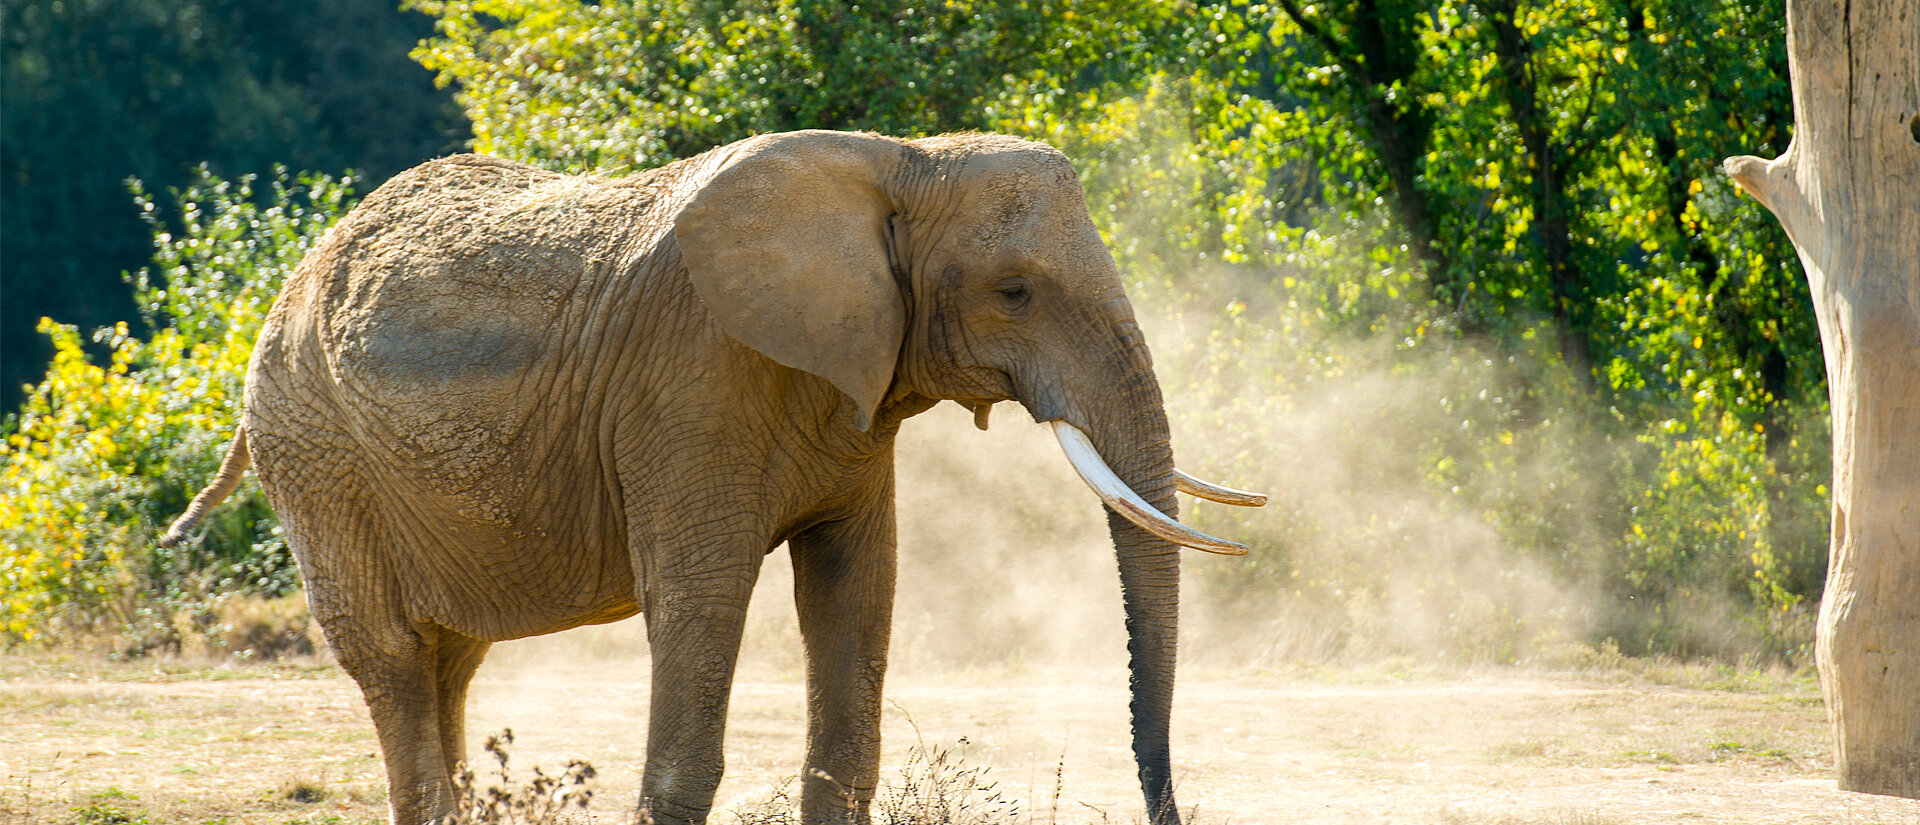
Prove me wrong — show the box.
[161,130,1265,825]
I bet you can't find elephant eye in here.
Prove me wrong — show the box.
[993,278,1032,313]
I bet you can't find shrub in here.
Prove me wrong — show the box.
[0,168,351,651]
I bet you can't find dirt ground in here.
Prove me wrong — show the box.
[4,647,1919,825]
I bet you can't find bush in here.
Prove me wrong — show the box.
[0,168,352,651]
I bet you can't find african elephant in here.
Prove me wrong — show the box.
[162,130,1264,825]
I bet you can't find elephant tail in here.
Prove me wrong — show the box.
[158,428,252,548]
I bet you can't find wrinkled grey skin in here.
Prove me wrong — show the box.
[172,131,1191,824]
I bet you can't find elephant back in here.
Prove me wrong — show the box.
[290,154,671,531]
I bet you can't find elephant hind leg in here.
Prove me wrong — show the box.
[324,610,457,823]
[298,529,468,822]
[323,605,488,824]
[257,436,477,821]
[433,629,491,780]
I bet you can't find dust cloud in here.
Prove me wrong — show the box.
[487,290,1619,678]
[871,298,1609,672]
[485,404,1126,675]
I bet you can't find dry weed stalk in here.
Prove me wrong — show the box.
[729,740,1021,825]
[451,728,597,824]
[874,742,1019,825]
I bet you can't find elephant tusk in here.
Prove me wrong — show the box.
[1050,421,1249,556]
[1174,470,1268,507]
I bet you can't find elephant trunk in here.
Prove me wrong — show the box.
[1038,292,1265,823]
[1113,509,1182,824]
[1078,355,1185,825]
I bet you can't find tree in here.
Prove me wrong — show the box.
[1725,0,1920,798]
[1268,0,1456,295]
[1192,1,1828,651]
[0,0,464,411]
[406,0,1145,170]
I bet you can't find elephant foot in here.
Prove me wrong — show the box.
[800,767,874,825]
[639,795,714,825]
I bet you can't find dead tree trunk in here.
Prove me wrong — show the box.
[1724,0,1920,800]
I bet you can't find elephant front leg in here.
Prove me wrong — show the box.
[638,548,762,825]
[790,497,898,824]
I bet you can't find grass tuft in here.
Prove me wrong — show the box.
[275,777,330,804]
[69,788,149,825]
[728,777,800,825]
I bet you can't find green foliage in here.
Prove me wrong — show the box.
[6,0,1829,663]
[1,0,462,413]
[991,1,1826,660]
[70,788,150,825]
[0,169,351,650]
[405,0,1172,170]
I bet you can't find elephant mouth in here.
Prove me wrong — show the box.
[1048,421,1265,555]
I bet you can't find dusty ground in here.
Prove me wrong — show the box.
[4,648,1918,825]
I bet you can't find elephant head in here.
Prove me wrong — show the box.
[674,130,1264,823]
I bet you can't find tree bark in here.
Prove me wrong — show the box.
[1724,0,1920,799]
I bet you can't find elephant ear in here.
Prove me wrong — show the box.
[673,131,908,432]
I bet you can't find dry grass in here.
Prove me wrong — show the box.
[1426,812,1622,825]
[3,653,1918,824]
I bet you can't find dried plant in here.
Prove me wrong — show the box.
[451,728,597,824]
[726,740,1020,825]
[874,742,1020,825]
